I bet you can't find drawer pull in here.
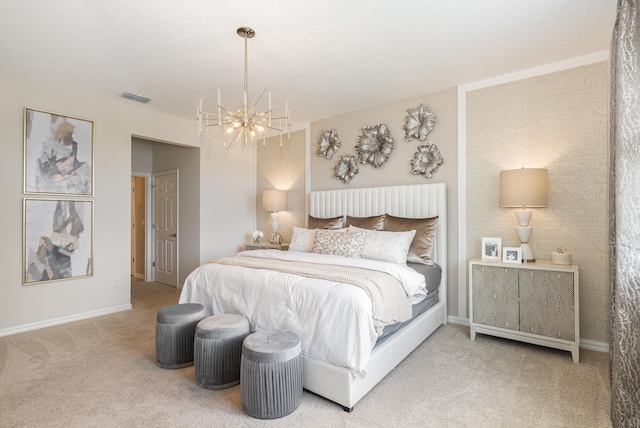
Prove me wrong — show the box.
[544,300,547,308]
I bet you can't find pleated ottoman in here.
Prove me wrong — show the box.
[156,303,207,369]
[194,314,250,389]
[240,330,303,419]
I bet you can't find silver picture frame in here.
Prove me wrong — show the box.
[23,198,94,284]
[24,108,94,195]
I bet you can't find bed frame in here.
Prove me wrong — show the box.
[306,183,447,411]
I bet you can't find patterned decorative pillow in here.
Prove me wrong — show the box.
[307,215,344,230]
[312,229,365,258]
[348,225,415,265]
[289,226,316,252]
[385,215,438,265]
[345,214,385,231]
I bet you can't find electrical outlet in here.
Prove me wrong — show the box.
[112,277,120,287]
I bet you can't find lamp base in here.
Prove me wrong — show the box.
[520,243,535,263]
[270,231,283,245]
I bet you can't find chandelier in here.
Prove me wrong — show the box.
[197,26,291,149]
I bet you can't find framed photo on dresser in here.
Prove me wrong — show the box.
[481,237,501,260]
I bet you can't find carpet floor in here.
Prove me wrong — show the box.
[0,280,611,427]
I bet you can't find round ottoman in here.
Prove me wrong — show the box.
[194,314,250,390]
[241,330,303,419]
[156,303,207,369]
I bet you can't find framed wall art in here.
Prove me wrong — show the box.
[503,246,522,264]
[24,108,94,195]
[23,199,93,284]
[481,237,501,260]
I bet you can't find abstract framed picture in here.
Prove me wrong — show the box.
[23,199,93,284]
[24,108,94,195]
[502,246,522,264]
[481,237,501,260]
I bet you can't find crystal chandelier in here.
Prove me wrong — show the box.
[197,26,291,149]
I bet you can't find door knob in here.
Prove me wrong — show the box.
[170,233,177,237]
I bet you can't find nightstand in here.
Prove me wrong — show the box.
[469,259,580,363]
[244,242,289,251]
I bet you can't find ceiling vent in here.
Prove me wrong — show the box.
[119,92,153,104]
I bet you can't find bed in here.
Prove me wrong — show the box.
[180,183,447,411]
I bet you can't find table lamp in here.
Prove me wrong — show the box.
[263,189,287,245]
[499,168,548,262]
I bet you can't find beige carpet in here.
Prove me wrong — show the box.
[0,280,611,427]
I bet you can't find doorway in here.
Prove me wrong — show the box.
[130,176,147,280]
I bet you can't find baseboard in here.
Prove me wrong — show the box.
[580,338,609,353]
[447,316,610,354]
[447,315,469,326]
[0,304,133,337]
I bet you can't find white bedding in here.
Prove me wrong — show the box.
[179,249,427,376]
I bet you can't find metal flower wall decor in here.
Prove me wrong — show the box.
[410,144,444,178]
[356,124,394,168]
[403,104,436,142]
[316,128,342,159]
[334,155,359,184]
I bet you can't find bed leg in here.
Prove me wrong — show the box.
[342,406,353,413]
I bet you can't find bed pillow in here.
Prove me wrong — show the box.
[348,225,415,265]
[312,229,365,258]
[289,226,316,252]
[345,214,385,231]
[307,215,344,230]
[384,215,438,265]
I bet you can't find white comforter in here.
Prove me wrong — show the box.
[179,250,427,376]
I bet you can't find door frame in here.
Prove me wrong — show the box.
[132,171,153,281]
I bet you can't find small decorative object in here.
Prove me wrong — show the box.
[503,247,522,264]
[403,103,436,142]
[410,144,444,178]
[24,199,93,284]
[24,108,94,195]
[551,247,572,265]
[251,230,264,244]
[316,129,341,160]
[481,237,501,260]
[263,190,287,245]
[334,155,359,184]
[355,124,394,168]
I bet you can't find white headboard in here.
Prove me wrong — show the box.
[309,183,447,305]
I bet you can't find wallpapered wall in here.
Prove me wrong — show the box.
[466,61,610,343]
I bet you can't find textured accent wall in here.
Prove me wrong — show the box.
[466,61,610,343]
[256,130,306,244]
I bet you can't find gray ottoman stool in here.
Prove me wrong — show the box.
[241,330,303,419]
[194,314,250,390]
[156,303,207,369]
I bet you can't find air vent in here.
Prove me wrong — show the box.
[119,92,153,104]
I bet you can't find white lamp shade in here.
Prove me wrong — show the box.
[263,189,287,212]
[499,168,548,208]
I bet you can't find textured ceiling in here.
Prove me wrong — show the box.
[0,1,617,124]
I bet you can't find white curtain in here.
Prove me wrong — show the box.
[610,0,640,426]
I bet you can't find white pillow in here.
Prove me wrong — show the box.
[348,225,416,265]
[289,226,316,252]
[312,229,365,258]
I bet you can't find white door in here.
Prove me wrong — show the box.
[154,171,178,287]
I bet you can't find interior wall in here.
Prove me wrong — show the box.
[309,89,459,318]
[256,129,307,244]
[0,68,256,335]
[465,61,610,344]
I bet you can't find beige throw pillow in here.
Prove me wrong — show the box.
[312,229,365,258]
